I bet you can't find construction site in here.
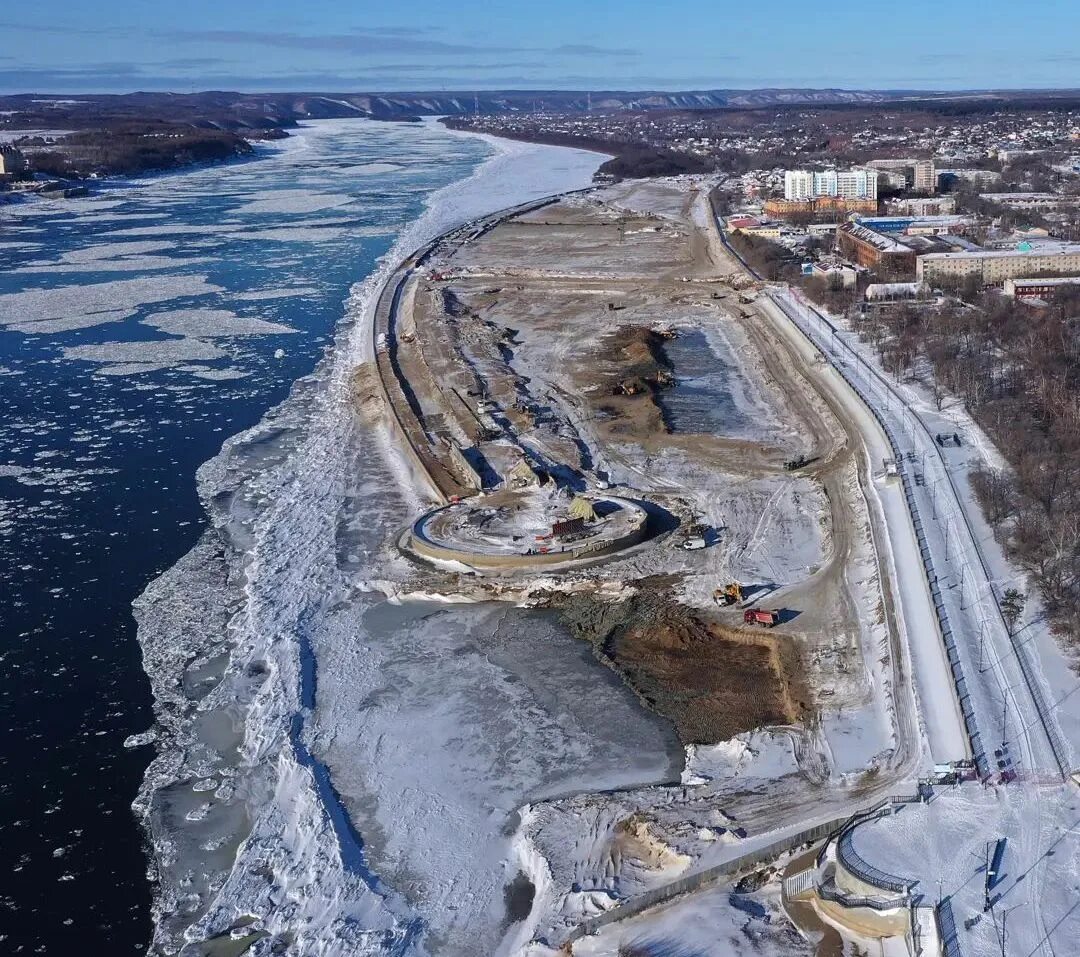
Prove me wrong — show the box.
[350,175,1080,956]
[358,177,897,759]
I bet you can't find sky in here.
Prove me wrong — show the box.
[2,0,1079,94]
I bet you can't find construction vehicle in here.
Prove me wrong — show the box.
[714,582,743,606]
[681,523,708,550]
[744,608,781,628]
[783,455,808,471]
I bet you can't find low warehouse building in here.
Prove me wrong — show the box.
[1003,276,1080,299]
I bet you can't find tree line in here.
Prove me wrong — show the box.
[858,287,1080,640]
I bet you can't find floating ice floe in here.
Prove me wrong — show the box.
[235,286,321,302]
[123,729,157,749]
[63,339,228,366]
[0,275,224,330]
[142,309,296,338]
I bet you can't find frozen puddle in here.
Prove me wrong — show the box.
[315,599,682,954]
[659,325,773,440]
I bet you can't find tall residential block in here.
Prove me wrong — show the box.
[784,167,877,202]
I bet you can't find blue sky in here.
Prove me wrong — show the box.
[1,0,1078,94]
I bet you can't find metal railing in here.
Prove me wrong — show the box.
[817,877,911,912]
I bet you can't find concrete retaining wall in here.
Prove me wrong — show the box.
[562,792,920,945]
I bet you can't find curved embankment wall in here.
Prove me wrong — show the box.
[401,497,651,570]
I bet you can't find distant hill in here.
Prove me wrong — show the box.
[0,88,962,132]
[6,88,1080,134]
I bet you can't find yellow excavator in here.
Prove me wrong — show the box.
[714,582,743,606]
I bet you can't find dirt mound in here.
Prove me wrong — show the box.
[599,325,673,393]
[579,326,677,441]
[555,592,811,744]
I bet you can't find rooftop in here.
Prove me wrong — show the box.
[838,221,912,255]
[918,242,1080,261]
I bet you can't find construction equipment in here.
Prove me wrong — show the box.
[714,582,743,606]
[744,608,781,628]
[783,455,808,471]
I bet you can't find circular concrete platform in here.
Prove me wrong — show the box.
[400,486,652,570]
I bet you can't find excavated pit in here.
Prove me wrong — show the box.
[554,591,812,744]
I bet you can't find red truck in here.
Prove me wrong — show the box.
[744,608,781,628]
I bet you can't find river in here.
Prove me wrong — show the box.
[0,118,680,954]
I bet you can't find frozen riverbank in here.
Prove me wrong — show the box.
[132,121,687,955]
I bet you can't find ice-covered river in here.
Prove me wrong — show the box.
[0,119,680,954]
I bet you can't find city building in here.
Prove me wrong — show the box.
[937,168,1001,190]
[725,215,764,232]
[764,196,877,219]
[865,158,935,193]
[804,262,857,287]
[0,145,27,181]
[874,168,909,191]
[865,281,931,301]
[783,167,877,202]
[784,170,814,201]
[979,192,1077,210]
[854,214,971,236]
[837,222,917,278]
[913,159,937,193]
[1002,276,1080,299]
[885,196,957,216]
[916,244,1080,285]
[741,222,783,239]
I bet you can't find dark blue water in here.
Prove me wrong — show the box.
[0,119,490,953]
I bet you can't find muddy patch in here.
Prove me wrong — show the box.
[554,592,811,744]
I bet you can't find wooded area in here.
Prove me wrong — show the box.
[858,287,1080,640]
[24,124,253,178]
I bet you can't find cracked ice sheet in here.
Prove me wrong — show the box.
[0,276,224,329]
[313,599,680,956]
[142,309,297,337]
[7,311,138,335]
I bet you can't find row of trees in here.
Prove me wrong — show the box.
[859,288,1080,638]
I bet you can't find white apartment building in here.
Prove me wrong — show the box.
[784,167,877,202]
[784,170,814,201]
